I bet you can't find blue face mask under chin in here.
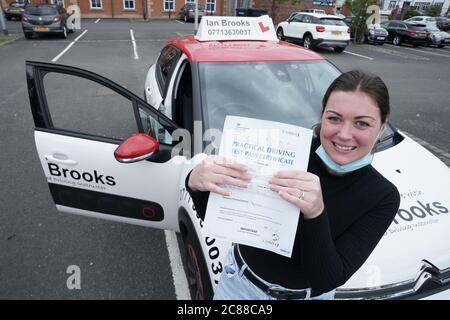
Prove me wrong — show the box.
[315,145,374,173]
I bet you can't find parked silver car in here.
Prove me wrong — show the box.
[423,24,450,48]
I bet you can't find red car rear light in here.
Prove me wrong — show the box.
[316,25,325,32]
[21,15,29,23]
[406,29,417,34]
[53,16,61,23]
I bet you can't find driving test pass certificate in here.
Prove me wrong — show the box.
[203,116,312,257]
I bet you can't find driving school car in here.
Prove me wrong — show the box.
[27,16,450,300]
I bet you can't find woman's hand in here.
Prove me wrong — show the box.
[188,156,252,196]
[269,170,324,219]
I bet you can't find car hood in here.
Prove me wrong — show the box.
[341,133,450,291]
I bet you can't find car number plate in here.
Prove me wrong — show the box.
[419,33,427,37]
[332,31,342,35]
[33,27,49,31]
[377,37,385,40]
[10,9,20,13]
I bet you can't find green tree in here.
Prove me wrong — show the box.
[425,4,442,17]
[345,0,377,43]
[403,7,421,19]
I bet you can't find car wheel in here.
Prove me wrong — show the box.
[303,34,314,50]
[24,32,33,39]
[334,46,345,53]
[393,35,401,46]
[180,215,214,300]
[276,28,285,41]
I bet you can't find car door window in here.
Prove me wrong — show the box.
[156,46,182,97]
[42,72,172,143]
[292,14,303,22]
[303,15,313,24]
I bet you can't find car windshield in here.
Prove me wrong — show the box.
[199,60,340,131]
[25,6,57,16]
[320,18,347,26]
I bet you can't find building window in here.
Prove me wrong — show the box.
[124,0,135,9]
[164,0,175,11]
[90,0,102,9]
[56,0,65,7]
[388,1,396,9]
[414,2,430,12]
[206,0,215,12]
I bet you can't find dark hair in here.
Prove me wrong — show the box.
[321,70,390,124]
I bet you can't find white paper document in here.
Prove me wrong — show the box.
[203,116,313,257]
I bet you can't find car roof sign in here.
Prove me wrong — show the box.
[194,15,278,42]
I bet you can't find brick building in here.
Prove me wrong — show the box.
[1,0,338,21]
[0,0,229,19]
[251,0,336,23]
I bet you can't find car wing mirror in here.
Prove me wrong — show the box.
[114,133,160,163]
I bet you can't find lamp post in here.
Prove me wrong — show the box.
[0,4,8,36]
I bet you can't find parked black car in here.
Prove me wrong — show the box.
[380,20,430,47]
[344,17,388,44]
[21,4,73,39]
[4,1,27,20]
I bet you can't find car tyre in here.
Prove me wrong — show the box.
[393,35,401,46]
[180,215,214,300]
[334,46,345,53]
[24,32,33,39]
[276,28,285,41]
[303,34,314,50]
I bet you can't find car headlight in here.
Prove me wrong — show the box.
[369,30,375,35]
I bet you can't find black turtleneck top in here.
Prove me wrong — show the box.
[186,137,400,293]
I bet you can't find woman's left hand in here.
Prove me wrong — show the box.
[268,170,324,220]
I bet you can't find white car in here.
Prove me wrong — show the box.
[404,16,437,25]
[27,17,450,300]
[276,12,350,52]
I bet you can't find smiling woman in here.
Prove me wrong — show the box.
[187,69,401,300]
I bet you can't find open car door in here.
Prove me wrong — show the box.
[26,61,184,231]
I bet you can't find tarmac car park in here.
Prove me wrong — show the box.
[26,16,450,300]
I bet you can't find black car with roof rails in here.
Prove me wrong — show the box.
[21,4,73,40]
[380,20,430,47]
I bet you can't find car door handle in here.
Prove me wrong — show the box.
[45,155,78,166]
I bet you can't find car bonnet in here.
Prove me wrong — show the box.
[341,133,450,290]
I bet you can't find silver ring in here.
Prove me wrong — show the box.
[299,189,305,200]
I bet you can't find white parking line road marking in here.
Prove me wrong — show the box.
[175,32,185,37]
[400,46,450,58]
[130,29,139,60]
[95,18,100,24]
[343,50,375,60]
[164,230,191,300]
[51,29,88,63]
[176,20,184,24]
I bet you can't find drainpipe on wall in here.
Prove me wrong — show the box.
[143,0,148,19]
[111,0,115,18]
